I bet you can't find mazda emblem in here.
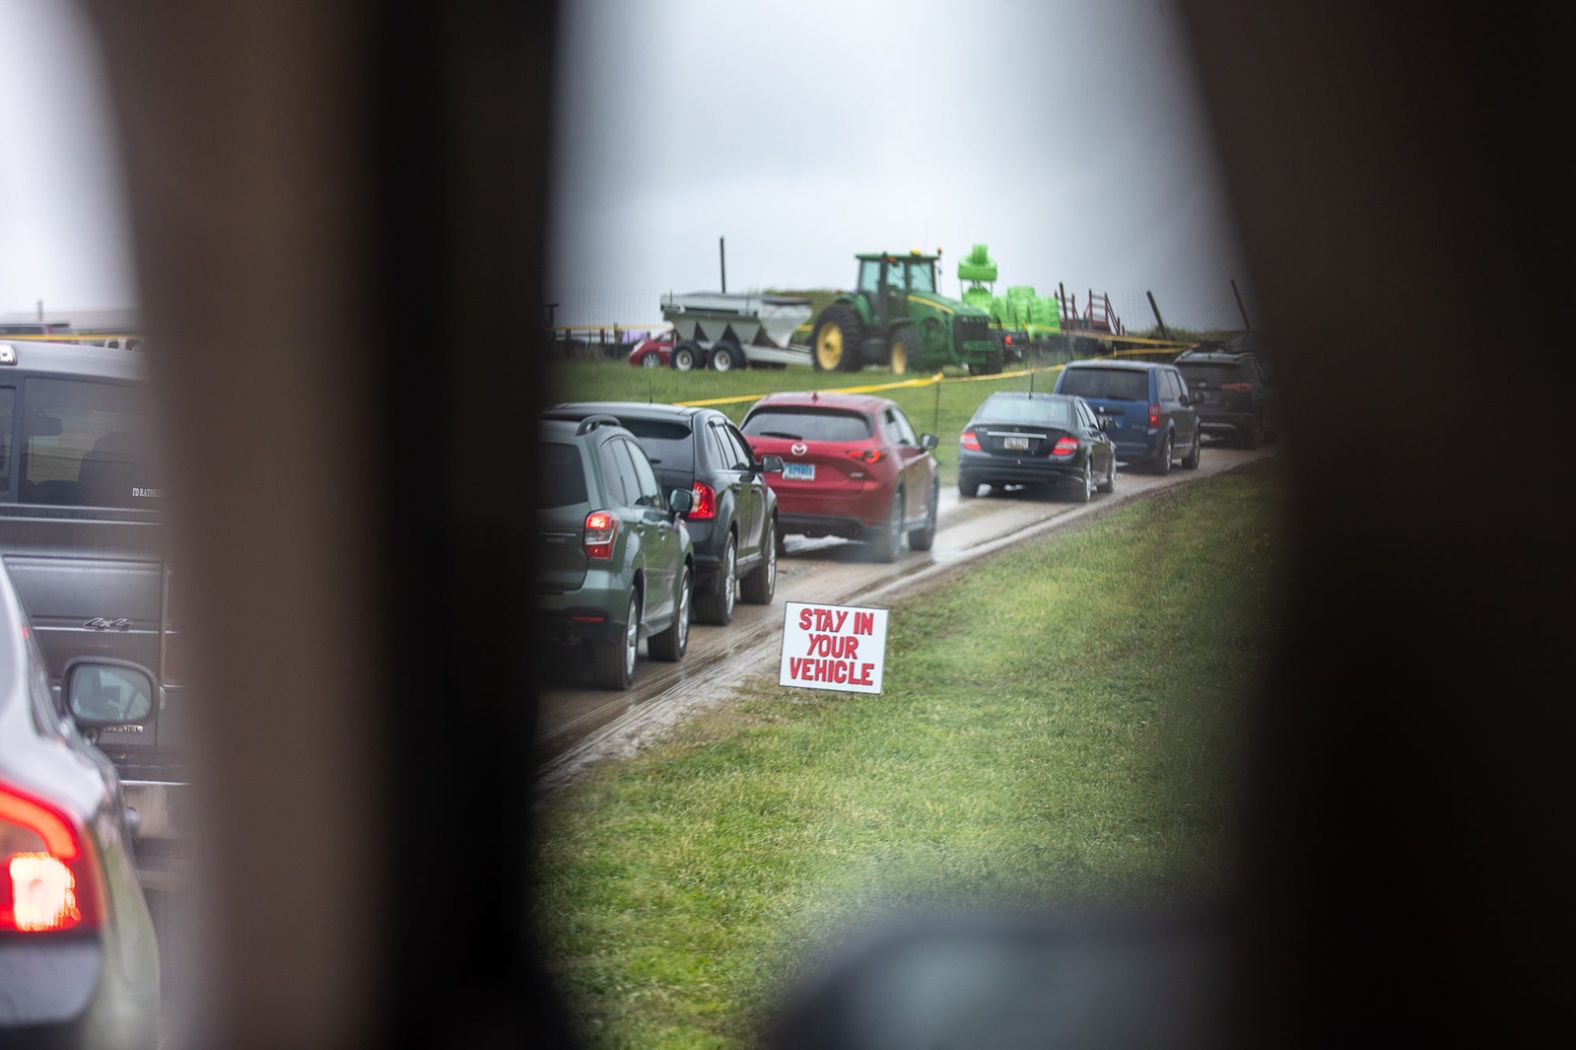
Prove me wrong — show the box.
[791,442,807,456]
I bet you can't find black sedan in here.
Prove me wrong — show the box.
[0,564,160,1048]
[545,402,783,625]
[958,392,1117,503]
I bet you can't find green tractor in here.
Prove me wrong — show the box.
[810,250,1003,376]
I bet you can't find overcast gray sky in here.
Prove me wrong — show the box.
[0,0,1251,330]
[550,0,1252,329]
[0,0,135,317]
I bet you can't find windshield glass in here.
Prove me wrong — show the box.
[1178,362,1246,386]
[741,408,872,442]
[976,395,1072,426]
[907,261,935,292]
[20,377,158,508]
[539,442,588,508]
[1058,368,1150,402]
[615,417,693,469]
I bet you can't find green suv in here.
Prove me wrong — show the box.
[538,415,696,689]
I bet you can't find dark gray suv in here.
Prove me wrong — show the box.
[0,342,181,861]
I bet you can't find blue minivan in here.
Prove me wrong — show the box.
[1053,360,1203,474]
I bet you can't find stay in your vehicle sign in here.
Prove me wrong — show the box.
[778,601,889,694]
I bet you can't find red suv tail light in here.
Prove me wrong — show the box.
[1,780,101,933]
[584,510,617,560]
[1221,382,1252,393]
[845,449,885,463]
[960,430,981,451]
[689,481,717,520]
[1148,404,1161,427]
[1051,435,1080,456]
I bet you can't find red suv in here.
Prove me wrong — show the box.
[740,392,939,562]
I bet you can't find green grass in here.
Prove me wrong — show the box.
[535,466,1283,1048]
[548,359,1069,485]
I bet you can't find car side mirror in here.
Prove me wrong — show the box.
[1191,391,1207,405]
[65,660,155,729]
[759,454,784,474]
[919,433,939,451]
[1098,417,1115,431]
[668,488,694,518]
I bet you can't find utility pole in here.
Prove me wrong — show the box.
[719,237,727,294]
[1231,278,1251,329]
[1146,290,1171,342]
[36,299,44,322]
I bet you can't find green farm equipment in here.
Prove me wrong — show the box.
[957,243,1067,363]
[809,250,1002,375]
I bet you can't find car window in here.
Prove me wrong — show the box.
[706,423,734,470]
[20,377,158,508]
[1179,362,1242,387]
[890,407,918,446]
[722,424,755,469]
[979,395,1072,427]
[857,260,880,295]
[610,439,648,508]
[1057,368,1150,402]
[616,416,694,470]
[597,439,629,506]
[907,261,934,293]
[1170,371,1189,400]
[623,439,665,509]
[741,408,873,442]
[540,442,588,508]
[0,386,13,493]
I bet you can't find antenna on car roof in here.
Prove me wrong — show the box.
[1029,369,1035,395]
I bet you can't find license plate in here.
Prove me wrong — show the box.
[1004,436,1030,450]
[783,462,815,480]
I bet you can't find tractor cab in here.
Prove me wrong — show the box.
[856,251,937,327]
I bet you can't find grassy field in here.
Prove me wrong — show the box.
[548,360,1069,485]
[535,466,1283,1047]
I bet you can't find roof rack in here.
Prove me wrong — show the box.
[575,414,623,436]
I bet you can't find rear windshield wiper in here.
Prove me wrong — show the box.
[759,430,803,440]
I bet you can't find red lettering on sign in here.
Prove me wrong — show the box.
[799,608,814,631]
[853,612,874,636]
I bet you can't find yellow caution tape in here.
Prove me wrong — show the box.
[675,363,1068,408]
[1,333,140,343]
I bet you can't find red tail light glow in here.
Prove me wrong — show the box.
[1,780,100,933]
[960,430,981,451]
[1051,435,1080,456]
[1221,382,1252,393]
[1003,335,1014,347]
[1148,404,1161,427]
[845,449,885,463]
[584,510,617,560]
[689,482,717,520]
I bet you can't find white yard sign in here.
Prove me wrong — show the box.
[778,601,889,694]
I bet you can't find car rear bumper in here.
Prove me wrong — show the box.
[959,452,1086,486]
[539,570,631,643]
[779,512,868,539]
[1198,411,1254,434]
[769,479,892,527]
[0,937,157,1047]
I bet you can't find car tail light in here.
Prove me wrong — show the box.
[845,449,885,463]
[1148,404,1161,427]
[1051,435,1080,456]
[689,482,717,520]
[584,510,617,560]
[1221,382,1252,393]
[1003,334,1014,346]
[1,780,101,933]
[960,430,981,451]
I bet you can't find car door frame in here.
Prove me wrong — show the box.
[619,436,678,627]
[884,404,928,525]
[704,418,753,567]
[721,419,767,562]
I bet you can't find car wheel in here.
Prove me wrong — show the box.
[869,488,905,563]
[710,342,741,372]
[648,566,691,661]
[1070,457,1093,503]
[741,517,776,604]
[672,342,700,371]
[959,476,979,498]
[1097,452,1116,493]
[1239,415,1262,450]
[593,592,639,690]
[640,353,662,368]
[909,479,939,551]
[694,534,737,624]
[1154,432,1174,475]
[1182,428,1202,469]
